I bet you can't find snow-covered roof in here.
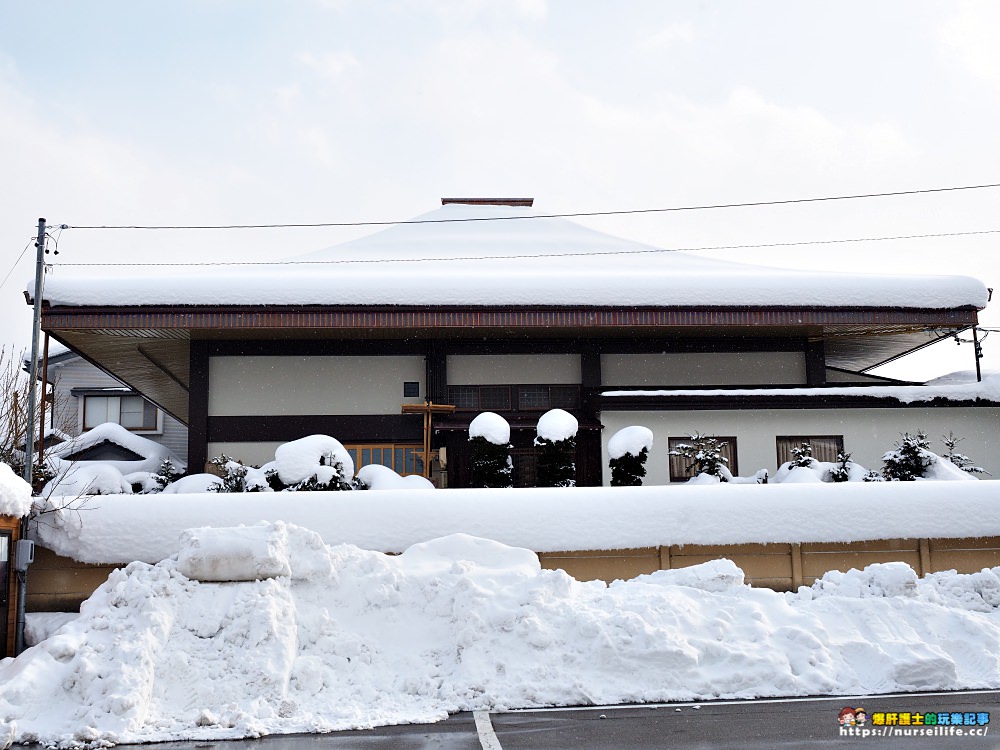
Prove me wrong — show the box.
[602,369,1000,403]
[45,422,186,474]
[40,203,989,309]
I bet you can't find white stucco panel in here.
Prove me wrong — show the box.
[208,356,425,416]
[602,352,806,387]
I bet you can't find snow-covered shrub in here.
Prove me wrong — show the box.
[941,432,990,476]
[354,464,435,490]
[827,452,855,483]
[272,435,354,491]
[881,431,935,481]
[162,473,224,493]
[208,455,251,493]
[149,458,182,492]
[608,426,653,487]
[771,451,869,484]
[534,409,578,488]
[789,443,814,469]
[42,463,133,496]
[669,432,730,482]
[469,412,512,488]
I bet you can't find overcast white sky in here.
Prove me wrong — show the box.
[2,1,1000,380]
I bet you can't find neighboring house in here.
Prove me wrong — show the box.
[37,347,188,467]
[31,198,997,487]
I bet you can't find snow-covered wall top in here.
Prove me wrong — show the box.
[31,481,1000,565]
[41,204,988,309]
[0,462,32,518]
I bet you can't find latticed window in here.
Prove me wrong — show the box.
[449,384,580,412]
[345,443,425,477]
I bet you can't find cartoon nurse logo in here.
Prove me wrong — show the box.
[838,707,856,726]
[854,707,867,726]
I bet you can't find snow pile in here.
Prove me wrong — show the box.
[808,562,1000,613]
[468,412,510,445]
[607,426,653,460]
[0,462,32,518]
[536,408,578,442]
[175,524,296,582]
[3,524,1000,746]
[355,464,434,491]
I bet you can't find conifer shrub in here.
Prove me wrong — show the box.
[881,431,934,481]
[469,436,513,488]
[610,447,649,486]
[534,409,578,488]
[941,432,990,476]
[669,432,730,481]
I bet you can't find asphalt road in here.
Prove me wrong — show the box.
[121,690,1000,750]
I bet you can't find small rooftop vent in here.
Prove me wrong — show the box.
[441,198,534,207]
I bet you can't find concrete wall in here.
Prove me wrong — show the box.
[28,535,1000,613]
[208,356,425,416]
[446,354,581,385]
[537,537,1000,589]
[601,352,806,387]
[600,406,1000,485]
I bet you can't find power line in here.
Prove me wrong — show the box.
[0,240,34,291]
[62,181,1000,231]
[52,227,1000,269]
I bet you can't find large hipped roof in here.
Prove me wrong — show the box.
[40,203,989,309]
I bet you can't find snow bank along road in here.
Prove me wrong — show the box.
[3,522,1000,746]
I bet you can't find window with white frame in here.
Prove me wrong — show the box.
[83,394,159,432]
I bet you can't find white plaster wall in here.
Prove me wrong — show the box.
[447,354,581,384]
[601,352,806,387]
[208,356,425,416]
[600,407,1000,486]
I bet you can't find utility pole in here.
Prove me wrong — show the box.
[24,218,46,485]
[16,218,45,654]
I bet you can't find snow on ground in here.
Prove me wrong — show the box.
[2,523,1000,747]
